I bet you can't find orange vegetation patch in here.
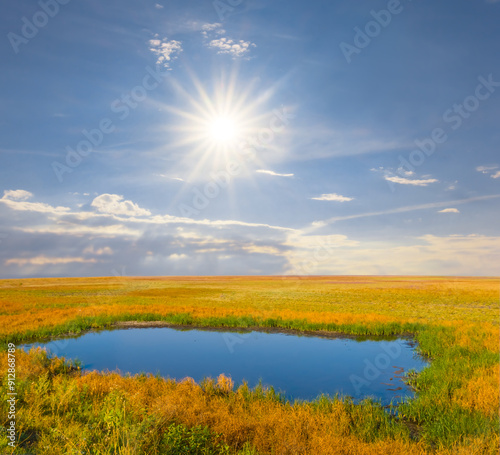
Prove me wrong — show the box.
[0,276,498,341]
[453,364,500,419]
[7,351,489,455]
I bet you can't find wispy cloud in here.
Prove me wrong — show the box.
[372,167,438,187]
[148,35,182,68]
[384,176,439,186]
[157,174,184,182]
[0,189,70,214]
[256,170,294,178]
[476,165,498,173]
[397,167,414,177]
[83,246,113,256]
[446,181,458,191]
[6,256,97,267]
[0,190,294,277]
[312,195,500,227]
[290,127,411,161]
[285,234,500,276]
[438,208,460,213]
[311,193,354,202]
[476,165,500,179]
[1,190,294,232]
[2,190,500,277]
[201,23,224,37]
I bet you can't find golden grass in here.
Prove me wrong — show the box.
[0,276,498,454]
[1,348,497,455]
[0,276,498,337]
[453,364,500,419]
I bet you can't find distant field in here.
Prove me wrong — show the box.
[0,276,499,454]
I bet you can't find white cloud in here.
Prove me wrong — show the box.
[385,176,438,186]
[476,165,498,173]
[372,167,438,187]
[397,167,414,177]
[438,208,460,214]
[201,23,224,34]
[157,174,184,182]
[83,246,113,256]
[91,194,151,217]
[148,36,182,68]
[201,23,255,58]
[0,189,70,214]
[256,169,294,178]
[3,190,500,277]
[241,245,283,255]
[208,37,255,58]
[142,215,294,231]
[286,233,358,250]
[17,224,142,238]
[311,193,354,202]
[284,234,500,276]
[168,253,188,260]
[5,190,293,234]
[3,189,32,201]
[0,190,292,277]
[311,194,500,227]
[475,165,500,179]
[290,127,411,161]
[6,256,97,267]
[155,3,163,8]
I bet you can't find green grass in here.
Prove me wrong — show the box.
[0,277,498,454]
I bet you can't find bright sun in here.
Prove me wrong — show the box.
[208,116,239,144]
[162,68,283,180]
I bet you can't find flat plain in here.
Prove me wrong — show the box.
[0,276,498,454]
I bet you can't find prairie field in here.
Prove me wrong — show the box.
[0,276,499,454]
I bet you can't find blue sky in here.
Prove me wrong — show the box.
[1,0,499,278]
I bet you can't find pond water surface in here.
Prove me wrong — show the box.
[22,327,429,404]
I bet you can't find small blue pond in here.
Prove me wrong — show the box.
[21,327,428,405]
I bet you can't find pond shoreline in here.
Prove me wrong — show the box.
[20,322,427,405]
[107,320,417,342]
[17,320,418,345]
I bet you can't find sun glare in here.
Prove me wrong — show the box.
[160,68,286,184]
[208,116,239,144]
